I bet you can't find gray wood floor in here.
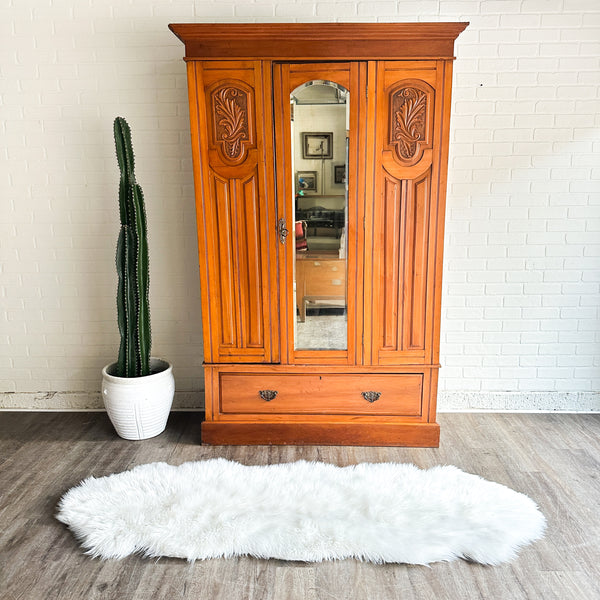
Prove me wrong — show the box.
[1,411,599,600]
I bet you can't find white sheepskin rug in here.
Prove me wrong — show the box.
[56,459,546,565]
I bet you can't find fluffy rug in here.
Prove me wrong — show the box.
[56,459,545,565]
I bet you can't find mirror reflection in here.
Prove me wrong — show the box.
[291,81,349,351]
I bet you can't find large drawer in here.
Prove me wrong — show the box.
[219,373,423,416]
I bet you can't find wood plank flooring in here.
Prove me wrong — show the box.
[0,411,599,600]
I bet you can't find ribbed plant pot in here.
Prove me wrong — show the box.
[101,358,174,440]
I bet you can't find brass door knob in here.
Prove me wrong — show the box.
[277,218,289,244]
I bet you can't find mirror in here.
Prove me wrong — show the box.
[291,80,349,351]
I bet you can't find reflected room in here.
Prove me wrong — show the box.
[290,80,349,351]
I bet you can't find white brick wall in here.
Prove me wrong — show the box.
[1,0,599,411]
[442,0,600,410]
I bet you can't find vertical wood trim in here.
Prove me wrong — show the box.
[427,367,439,423]
[401,177,412,352]
[204,365,216,420]
[430,60,454,366]
[272,63,293,365]
[381,175,402,351]
[372,60,394,363]
[231,178,244,348]
[214,175,236,347]
[405,171,429,350]
[346,61,360,366]
[186,61,215,363]
[353,61,368,366]
[260,60,279,363]
[239,173,263,348]
[363,61,379,366]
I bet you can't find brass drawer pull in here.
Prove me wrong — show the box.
[259,390,278,401]
[362,391,381,403]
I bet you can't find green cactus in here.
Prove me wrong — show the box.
[114,116,151,378]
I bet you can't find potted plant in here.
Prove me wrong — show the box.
[101,116,174,440]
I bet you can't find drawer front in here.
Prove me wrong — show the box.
[296,259,346,297]
[219,373,423,416]
[305,261,345,295]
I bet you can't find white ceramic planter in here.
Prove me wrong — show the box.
[101,358,174,440]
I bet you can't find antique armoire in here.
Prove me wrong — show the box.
[170,23,468,446]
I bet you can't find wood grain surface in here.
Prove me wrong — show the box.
[176,24,467,446]
[1,411,599,599]
[168,23,469,61]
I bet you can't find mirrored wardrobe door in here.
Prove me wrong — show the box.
[273,63,362,365]
[291,79,349,351]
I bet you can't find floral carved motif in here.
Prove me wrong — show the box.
[212,86,250,161]
[390,87,428,161]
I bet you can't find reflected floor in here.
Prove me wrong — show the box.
[295,313,347,350]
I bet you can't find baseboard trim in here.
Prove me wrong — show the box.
[0,391,204,411]
[438,391,600,413]
[1,391,598,413]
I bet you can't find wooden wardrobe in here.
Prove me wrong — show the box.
[170,23,468,446]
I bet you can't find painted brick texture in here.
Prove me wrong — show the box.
[1,0,599,410]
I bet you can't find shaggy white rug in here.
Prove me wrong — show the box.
[56,459,546,565]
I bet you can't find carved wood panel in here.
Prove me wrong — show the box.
[388,81,434,167]
[209,81,255,165]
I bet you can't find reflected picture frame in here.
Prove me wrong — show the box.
[296,171,317,192]
[334,164,346,185]
[301,132,333,159]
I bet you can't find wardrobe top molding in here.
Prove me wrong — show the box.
[168,22,469,61]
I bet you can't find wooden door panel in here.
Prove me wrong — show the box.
[187,61,277,363]
[381,174,402,351]
[237,171,264,349]
[211,173,236,349]
[406,171,429,351]
[379,170,430,355]
[371,64,440,365]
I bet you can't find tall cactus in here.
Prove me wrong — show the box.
[114,116,151,378]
